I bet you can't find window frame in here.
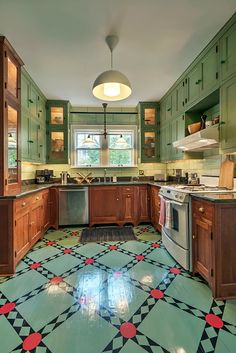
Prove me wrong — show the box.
[70,125,138,168]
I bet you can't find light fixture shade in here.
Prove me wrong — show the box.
[115,135,128,148]
[92,69,132,101]
[82,135,97,147]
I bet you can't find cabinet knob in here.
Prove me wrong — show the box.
[117,198,119,201]
[193,235,196,239]
[36,196,39,200]
[22,202,26,207]
[199,207,205,213]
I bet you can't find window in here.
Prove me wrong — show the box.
[71,125,137,167]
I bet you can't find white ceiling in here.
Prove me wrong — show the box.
[0,0,236,107]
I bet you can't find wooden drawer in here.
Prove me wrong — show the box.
[31,191,43,204]
[15,195,31,215]
[192,198,214,222]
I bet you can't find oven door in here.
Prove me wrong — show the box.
[162,199,189,250]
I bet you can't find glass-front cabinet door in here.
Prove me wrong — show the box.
[46,100,69,164]
[7,104,18,184]
[1,36,23,195]
[140,102,159,162]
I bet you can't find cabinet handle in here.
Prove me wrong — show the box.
[198,207,205,213]
[185,98,187,103]
[117,198,119,201]
[29,99,33,103]
[221,60,226,64]
[167,143,171,146]
[167,107,171,112]
[193,235,196,239]
[22,202,26,207]
[127,195,131,198]
[36,196,39,200]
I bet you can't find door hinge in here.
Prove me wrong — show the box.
[216,72,218,80]
[210,231,213,240]
[216,45,218,53]
[15,251,17,258]
[210,268,214,277]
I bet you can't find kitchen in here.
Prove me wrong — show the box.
[0,1,236,353]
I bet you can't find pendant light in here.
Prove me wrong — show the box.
[115,134,128,148]
[92,35,132,101]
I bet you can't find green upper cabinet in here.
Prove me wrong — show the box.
[174,80,186,116]
[200,43,219,97]
[139,102,160,163]
[220,21,236,81]
[21,68,46,164]
[186,64,201,106]
[220,74,236,152]
[160,123,171,162]
[46,100,69,164]
[171,115,185,160]
[165,93,173,120]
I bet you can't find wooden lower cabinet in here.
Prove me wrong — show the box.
[192,197,236,300]
[138,185,150,223]
[0,189,52,275]
[150,185,161,232]
[90,185,152,227]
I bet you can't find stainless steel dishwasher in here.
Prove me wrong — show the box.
[59,187,89,225]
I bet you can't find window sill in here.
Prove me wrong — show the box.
[70,165,138,169]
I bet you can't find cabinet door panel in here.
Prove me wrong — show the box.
[138,186,150,222]
[220,22,236,80]
[21,73,30,111]
[193,218,212,284]
[90,187,120,224]
[21,111,30,160]
[30,119,39,161]
[187,65,201,105]
[15,211,30,262]
[30,203,43,244]
[121,193,135,223]
[201,45,219,95]
[30,85,38,118]
[220,75,236,151]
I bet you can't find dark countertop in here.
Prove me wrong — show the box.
[0,181,171,199]
[192,192,236,203]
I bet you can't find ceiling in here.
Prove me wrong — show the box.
[0,0,236,107]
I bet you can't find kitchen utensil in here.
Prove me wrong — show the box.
[60,171,70,185]
[219,156,235,190]
[205,120,213,128]
[200,114,207,129]
[188,122,202,134]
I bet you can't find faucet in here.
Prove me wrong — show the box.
[104,168,107,183]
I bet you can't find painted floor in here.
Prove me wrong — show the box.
[0,225,236,353]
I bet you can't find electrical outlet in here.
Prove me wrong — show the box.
[139,170,144,176]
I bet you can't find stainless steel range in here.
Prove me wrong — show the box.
[160,185,232,271]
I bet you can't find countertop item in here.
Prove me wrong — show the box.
[187,122,201,134]
[219,157,235,189]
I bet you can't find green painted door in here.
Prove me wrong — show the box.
[165,93,172,120]
[160,123,171,161]
[175,80,186,116]
[187,64,201,106]
[30,118,39,161]
[173,115,185,160]
[220,22,236,81]
[201,44,219,96]
[38,124,46,163]
[21,73,30,111]
[220,75,236,152]
[21,111,30,160]
[30,85,38,118]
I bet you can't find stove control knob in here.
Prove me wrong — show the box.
[175,194,179,199]
[179,195,183,201]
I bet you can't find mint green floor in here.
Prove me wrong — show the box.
[0,224,235,353]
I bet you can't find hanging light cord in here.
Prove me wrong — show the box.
[102,102,108,138]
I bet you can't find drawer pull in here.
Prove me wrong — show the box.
[36,196,40,200]
[199,207,205,213]
[117,198,119,201]
[22,202,26,207]
[193,235,196,239]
